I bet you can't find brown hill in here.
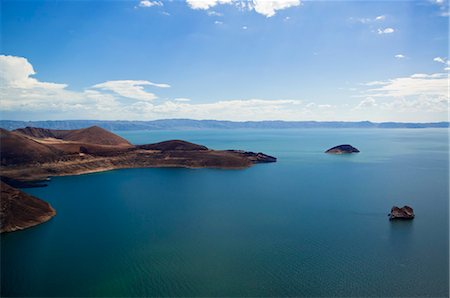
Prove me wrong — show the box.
[0,128,62,166]
[14,127,70,139]
[62,126,131,146]
[137,140,208,151]
[15,126,131,147]
[0,181,56,233]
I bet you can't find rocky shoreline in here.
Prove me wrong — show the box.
[0,126,277,233]
[0,181,56,233]
[1,147,277,182]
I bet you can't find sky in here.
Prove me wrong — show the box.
[0,0,449,122]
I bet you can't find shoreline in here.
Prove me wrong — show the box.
[0,153,254,182]
[37,163,252,181]
[0,127,276,233]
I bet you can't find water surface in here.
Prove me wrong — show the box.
[1,129,448,296]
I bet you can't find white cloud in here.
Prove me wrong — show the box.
[214,20,223,24]
[433,56,450,70]
[122,98,313,121]
[429,0,450,16]
[430,0,448,6]
[433,57,446,64]
[354,97,377,110]
[186,0,232,10]
[251,0,300,17]
[186,0,300,17]
[91,80,169,101]
[353,71,449,115]
[356,72,449,115]
[150,82,171,88]
[0,55,318,121]
[138,0,163,8]
[395,54,406,59]
[242,25,248,29]
[0,55,92,112]
[377,27,395,34]
[350,15,386,24]
[1,54,447,122]
[363,80,389,86]
[364,73,448,98]
[354,96,448,114]
[207,10,223,16]
[0,55,67,90]
[353,18,371,24]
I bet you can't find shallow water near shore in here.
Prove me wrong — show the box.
[1,129,448,297]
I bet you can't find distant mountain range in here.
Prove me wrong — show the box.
[0,119,448,131]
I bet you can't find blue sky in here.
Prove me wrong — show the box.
[0,0,448,122]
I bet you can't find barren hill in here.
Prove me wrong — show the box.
[15,125,131,147]
[14,127,70,139]
[138,140,208,151]
[0,128,62,166]
[62,126,131,146]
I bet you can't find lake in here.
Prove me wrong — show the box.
[1,129,448,296]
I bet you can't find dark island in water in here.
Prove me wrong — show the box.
[389,205,415,220]
[325,144,360,154]
[0,126,276,233]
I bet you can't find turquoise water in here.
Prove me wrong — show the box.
[1,129,448,297]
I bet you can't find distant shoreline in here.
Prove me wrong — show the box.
[0,119,448,131]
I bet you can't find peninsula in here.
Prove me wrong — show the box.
[0,126,276,233]
[0,181,56,233]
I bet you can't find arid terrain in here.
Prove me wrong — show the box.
[0,126,276,233]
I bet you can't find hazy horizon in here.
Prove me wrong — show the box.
[1,118,449,124]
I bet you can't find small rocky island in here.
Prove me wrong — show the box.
[325,144,360,154]
[389,205,415,220]
[0,126,277,233]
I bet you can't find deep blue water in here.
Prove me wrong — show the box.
[1,129,449,297]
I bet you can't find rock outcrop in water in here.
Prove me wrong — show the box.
[389,206,415,220]
[325,144,360,154]
[227,150,277,163]
[0,181,56,233]
[0,126,276,233]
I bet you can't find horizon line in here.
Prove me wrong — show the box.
[0,119,449,124]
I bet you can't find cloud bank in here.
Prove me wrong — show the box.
[186,0,301,17]
[356,70,449,115]
[138,0,163,8]
[0,54,447,122]
[0,55,311,121]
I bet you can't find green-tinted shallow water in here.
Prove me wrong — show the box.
[1,129,448,297]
